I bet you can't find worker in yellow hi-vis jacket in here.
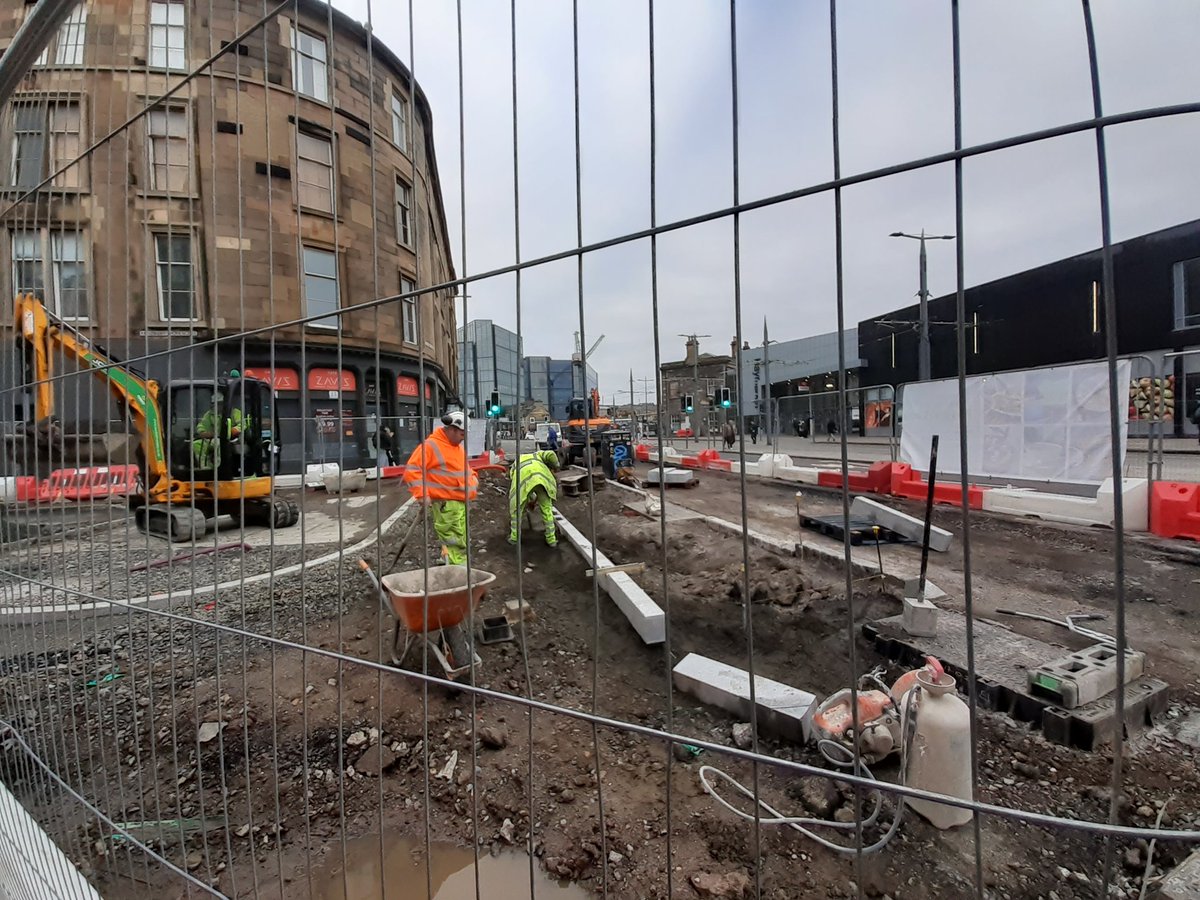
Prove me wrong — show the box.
[508,449,560,547]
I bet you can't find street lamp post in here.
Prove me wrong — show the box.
[890,230,956,381]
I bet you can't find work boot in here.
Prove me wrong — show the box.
[545,538,557,548]
[507,534,517,545]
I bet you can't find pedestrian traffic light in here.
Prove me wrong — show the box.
[488,391,501,416]
[684,394,694,413]
[720,387,731,408]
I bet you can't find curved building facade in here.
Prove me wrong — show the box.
[0,0,457,471]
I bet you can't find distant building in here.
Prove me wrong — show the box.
[739,329,868,436]
[457,319,523,418]
[857,217,1200,438]
[523,355,597,422]
[659,337,735,434]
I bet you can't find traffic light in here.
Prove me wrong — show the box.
[720,387,731,408]
[488,391,502,416]
[684,394,694,413]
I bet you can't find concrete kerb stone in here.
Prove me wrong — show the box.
[851,495,953,552]
[673,652,816,744]
[552,510,666,645]
[1159,847,1200,899]
[0,498,416,624]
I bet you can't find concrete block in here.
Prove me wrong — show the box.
[673,652,815,744]
[553,511,665,644]
[850,495,952,552]
[645,466,694,486]
[1029,643,1146,709]
[902,594,938,637]
[1159,847,1200,899]
[1099,477,1149,532]
[774,465,820,483]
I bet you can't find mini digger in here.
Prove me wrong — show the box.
[15,293,299,540]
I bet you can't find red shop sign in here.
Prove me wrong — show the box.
[244,367,300,391]
[396,376,434,400]
[308,368,356,392]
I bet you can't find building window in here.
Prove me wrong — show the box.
[390,91,407,149]
[297,131,334,213]
[10,101,83,190]
[303,247,339,329]
[290,27,329,103]
[54,5,88,66]
[11,232,44,302]
[401,276,417,344]
[147,108,191,192]
[149,2,187,71]
[11,230,91,320]
[395,176,411,245]
[154,233,195,321]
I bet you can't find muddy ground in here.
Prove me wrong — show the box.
[2,470,1199,899]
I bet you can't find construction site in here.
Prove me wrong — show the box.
[1,1,1200,899]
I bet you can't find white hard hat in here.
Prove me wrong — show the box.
[442,410,466,430]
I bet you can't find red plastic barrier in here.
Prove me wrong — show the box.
[891,473,986,510]
[815,461,901,494]
[37,468,82,503]
[380,465,405,479]
[14,476,37,503]
[680,456,701,469]
[696,449,721,464]
[1150,482,1200,540]
[707,458,733,472]
[80,465,140,500]
[634,444,651,462]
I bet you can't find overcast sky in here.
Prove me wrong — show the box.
[332,0,1200,401]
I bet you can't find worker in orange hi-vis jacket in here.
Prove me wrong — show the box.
[402,410,479,565]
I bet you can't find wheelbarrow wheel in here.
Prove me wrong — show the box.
[443,623,474,684]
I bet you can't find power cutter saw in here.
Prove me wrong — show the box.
[811,657,943,764]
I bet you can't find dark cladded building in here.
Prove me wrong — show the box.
[858,219,1200,436]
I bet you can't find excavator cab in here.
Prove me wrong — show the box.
[166,376,275,482]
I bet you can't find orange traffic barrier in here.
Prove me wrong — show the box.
[634,444,651,463]
[1149,482,1200,540]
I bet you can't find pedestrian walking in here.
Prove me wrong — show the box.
[749,419,759,445]
[402,410,478,565]
[722,421,735,450]
[826,417,839,442]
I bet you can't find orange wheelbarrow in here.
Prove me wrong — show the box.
[358,561,495,681]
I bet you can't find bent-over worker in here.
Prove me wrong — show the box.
[508,449,560,547]
[403,410,478,565]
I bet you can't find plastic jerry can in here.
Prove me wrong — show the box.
[904,670,973,829]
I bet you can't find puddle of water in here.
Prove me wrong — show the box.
[311,835,589,900]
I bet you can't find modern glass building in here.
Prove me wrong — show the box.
[524,355,597,421]
[457,319,523,417]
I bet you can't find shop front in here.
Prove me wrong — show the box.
[307,367,362,465]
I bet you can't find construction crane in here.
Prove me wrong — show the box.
[565,331,612,464]
[15,293,300,540]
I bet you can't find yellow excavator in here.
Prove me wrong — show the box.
[15,293,300,540]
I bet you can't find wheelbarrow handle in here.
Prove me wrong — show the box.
[357,558,392,616]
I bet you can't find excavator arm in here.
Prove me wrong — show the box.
[15,293,169,484]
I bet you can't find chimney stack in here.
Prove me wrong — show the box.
[685,336,699,366]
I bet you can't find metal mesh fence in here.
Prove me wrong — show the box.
[0,2,1198,899]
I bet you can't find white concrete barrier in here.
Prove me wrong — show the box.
[982,477,1148,532]
[755,453,794,478]
[775,465,822,484]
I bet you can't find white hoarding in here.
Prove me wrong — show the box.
[899,359,1130,485]
[466,417,487,458]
